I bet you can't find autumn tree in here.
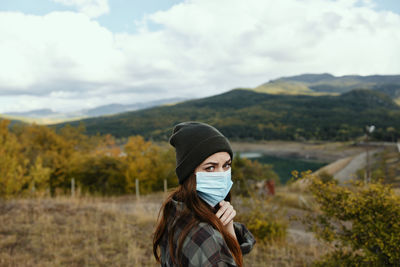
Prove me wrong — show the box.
[124,136,164,194]
[15,124,75,195]
[68,154,126,195]
[66,133,127,195]
[148,145,178,192]
[0,120,29,197]
[28,156,52,194]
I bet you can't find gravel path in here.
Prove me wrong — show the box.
[334,150,377,182]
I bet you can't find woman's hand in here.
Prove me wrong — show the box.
[216,200,237,239]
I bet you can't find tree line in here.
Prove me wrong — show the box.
[0,119,278,198]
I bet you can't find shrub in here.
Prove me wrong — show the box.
[298,173,400,266]
[246,215,287,244]
[236,198,287,243]
[316,171,337,184]
[232,153,279,197]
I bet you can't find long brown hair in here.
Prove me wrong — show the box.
[153,173,243,266]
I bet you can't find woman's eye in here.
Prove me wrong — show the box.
[223,163,231,169]
[205,166,215,172]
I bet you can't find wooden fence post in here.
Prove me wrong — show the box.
[136,179,140,200]
[31,181,36,196]
[164,179,168,193]
[71,178,75,197]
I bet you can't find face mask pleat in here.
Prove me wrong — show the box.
[197,192,216,206]
[195,169,233,207]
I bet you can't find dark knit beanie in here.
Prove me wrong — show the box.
[169,121,233,184]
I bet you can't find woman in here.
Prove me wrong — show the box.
[153,121,255,267]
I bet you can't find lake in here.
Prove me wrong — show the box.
[241,152,327,184]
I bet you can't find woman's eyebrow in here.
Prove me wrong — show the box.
[203,162,219,166]
[203,159,231,166]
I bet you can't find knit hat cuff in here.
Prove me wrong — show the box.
[176,135,233,184]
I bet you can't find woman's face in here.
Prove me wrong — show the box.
[194,152,231,174]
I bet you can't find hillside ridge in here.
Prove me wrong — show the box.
[49,88,400,142]
[255,73,400,100]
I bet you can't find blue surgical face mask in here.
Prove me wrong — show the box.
[196,168,233,207]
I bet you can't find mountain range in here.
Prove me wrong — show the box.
[52,88,400,141]
[4,73,400,141]
[1,97,186,124]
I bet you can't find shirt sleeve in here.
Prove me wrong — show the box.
[233,222,256,255]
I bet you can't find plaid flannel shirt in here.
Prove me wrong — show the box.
[159,199,255,267]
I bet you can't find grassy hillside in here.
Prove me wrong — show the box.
[52,89,400,142]
[0,114,85,125]
[253,80,317,95]
[254,73,400,103]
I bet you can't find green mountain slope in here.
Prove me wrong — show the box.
[52,89,400,141]
[254,73,400,104]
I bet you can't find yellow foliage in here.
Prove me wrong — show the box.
[125,136,158,193]
[124,136,177,194]
[236,197,287,243]
[297,172,400,266]
[0,120,29,197]
[1,120,177,197]
[29,156,52,192]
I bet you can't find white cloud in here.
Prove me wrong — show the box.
[1,0,400,113]
[52,0,109,18]
[0,11,124,94]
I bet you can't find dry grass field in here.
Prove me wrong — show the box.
[0,191,328,267]
[0,195,157,267]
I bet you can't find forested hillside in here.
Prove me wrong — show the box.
[53,89,400,142]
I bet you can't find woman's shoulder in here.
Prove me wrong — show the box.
[188,222,256,255]
[180,222,237,266]
[197,222,222,235]
[183,222,226,253]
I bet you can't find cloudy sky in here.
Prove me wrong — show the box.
[1,0,399,113]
